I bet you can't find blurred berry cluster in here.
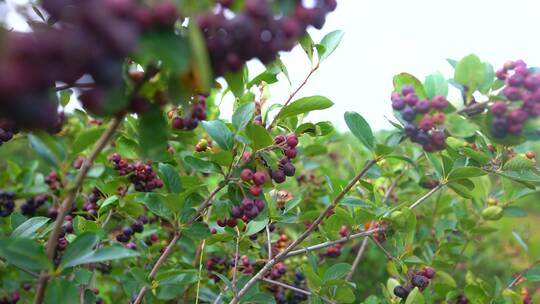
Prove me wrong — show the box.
[491,60,540,137]
[0,191,15,217]
[170,95,207,131]
[392,85,448,152]
[116,215,149,244]
[197,0,337,75]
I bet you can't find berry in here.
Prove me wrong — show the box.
[401,85,415,96]
[284,147,297,159]
[131,221,144,233]
[286,133,299,147]
[418,116,433,131]
[272,170,286,184]
[252,172,267,186]
[172,117,185,129]
[282,162,296,177]
[432,112,446,124]
[420,267,436,279]
[231,206,243,218]
[401,107,416,122]
[240,169,254,182]
[403,93,418,106]
[274,135,286,145]
[491,101,507,117]
[526,151,536,159]
[122,226,134,236]
[411,275,429,289]
[249,185,262,196]
[508,109,528,123]
[392,97,405,110]
[393,286,410,299]
[503,86,522,101]
[415,100,431,113]
[431,96,448,110]
[404,123,418,137]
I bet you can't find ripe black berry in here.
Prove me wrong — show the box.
[411,275,429,290]
[393,285,410,299]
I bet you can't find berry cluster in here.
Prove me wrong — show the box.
[45,171,60,191]
[0,290,20,304]
[267,270,307,304]
[392,86,448,152]
[491,60,540,137]
[20,194,49,217]
[116,215,149,243]
[0,0,179,133]
[219,197,266,227]
[206,255,229,281]
[108,154,163,192]
[171,95,208,131]
[266,262,287,280]
[271,134,299,183]
[82,187,103,219]
[239,255,254,274]
[393,267,436,300]
[144,233,159,246]
[364,222,386,243]
[197,0,337,76]
[0,191,15,217]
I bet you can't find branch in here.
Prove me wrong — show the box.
[266,65,319,130]
[266,224,272,260]
[230,159,378,304]
[507,259,540,289]
[409,183,445,210]
[456,100,489,115]
[231,229,241,297]
[284,228,384,258]
[262,278,311,296]
[35,115,124,304]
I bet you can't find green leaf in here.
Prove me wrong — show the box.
[184,156,222,174]
[61,233,100,268]
[232,102,255,131]
[99,195,119,209]
[137,29,190,74]
[28,132,66,167]
[393,73,428,99]
[446,114,478,138]
[299,33,315,61]
[322,263,351,283]
[73,216,100,234]
[424,73,448,98]
[202,120,234,151]
[478,62,495,94]
[184,222,212,240]
[447,167,486,180]
[344,111,374,150]
[71,127,105,156]
[503,156,534,171]
[62,245,139,268]
[245,123,273,150]
[319,30,344,61]
[334,285,355,303]
[44,278,79,304]
[0,237,51,271]
[138,106,169,161]
[11,217,49,238]
[244,217,269,236]
[224,68,246,98]
[158,163,182,194]
[454,54,485,93]
[277,96,334,120]
[405,287,425,304]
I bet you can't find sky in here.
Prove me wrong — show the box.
[3,0,540,131]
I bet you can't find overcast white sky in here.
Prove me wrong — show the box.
[3,0,540,131]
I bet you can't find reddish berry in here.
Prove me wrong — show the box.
[252,172,266,186]
[240,169,254,182]
[286,133,298,147]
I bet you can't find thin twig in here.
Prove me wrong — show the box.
[456,100,489,115]
[284,228,383,258]
[370,237,395,260]
[409,183,445,209]
[262,278,311,296]
[195,240,206,304]
[266,65,319,130]
[35,115,124,304]
[266,224,272,260]
[231,228,241,297]
[507,259,540,289]
[230,159,378,304]
[55,82,95,91]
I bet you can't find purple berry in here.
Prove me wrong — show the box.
[431,96,448,110]
[401,107,416,122]
[491,101,507,117]
[401,85,415,96]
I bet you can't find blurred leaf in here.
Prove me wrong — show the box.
[28,132,66,168]
[319,30,344,61]
[454,54,484,94]
[447,167,485,180]
[0,237,51,271]
[184,156,222,174]
[446,114,478,138]
[224,68,246,98]
[71,127,105,156]
[245,217,268,236]
[393,73,427,99]
[322,263,351,282]
[138,106,169,161]
[61,233,100,268]
[299,33,315,61]
[405,287,425,304]
[138,29,189,74]
[245,123,273,150]
[232,102,255,131]
[44,278,79,304]
[188,21,212,91]
[424,73,448,98]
